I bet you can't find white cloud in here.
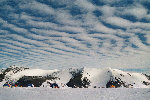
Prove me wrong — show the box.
[93,22,117,34]
[145,34,150,44]
[0,43,26,51]
[20,1,55,15]
[145,14,150,21]
[0,30,9,34]
[130,36,150,52]
[133,22,150,30]
[100,5,116,17]
[123,4,148,19]
[55,9,82,26]
[0,39,33,48]
[101,0,122,4]
[75,0,96,11]
[26,20,58,29]
[0,18,28,34]
[103,16,133,28]
[98,54,150,69]
[59,25,86,33]
[20,12,42,21]
[0,0,150,70]
[0,18,8,24]
[6,34,50,47]
[1,48,22,54]
[27,33,48,40]
[30,28,69,37]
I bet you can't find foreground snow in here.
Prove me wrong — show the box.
[0,88,150,100]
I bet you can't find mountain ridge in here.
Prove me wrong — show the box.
[0,66,150,88]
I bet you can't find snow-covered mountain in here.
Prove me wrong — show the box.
[0,66,150,88]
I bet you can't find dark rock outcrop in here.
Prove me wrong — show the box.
[67,69,91,88]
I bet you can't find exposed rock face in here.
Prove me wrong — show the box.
[144,74,150,80]
[0,74,4,82]
[0,66,29,82]
[67,69,91,88]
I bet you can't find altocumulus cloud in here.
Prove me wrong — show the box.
[0,0,150,71]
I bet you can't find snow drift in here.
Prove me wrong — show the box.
[0,66,150,88]
[1,88,150,100]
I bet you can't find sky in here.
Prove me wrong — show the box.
[0,0,150,72]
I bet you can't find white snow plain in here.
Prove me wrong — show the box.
[0,88,150,100]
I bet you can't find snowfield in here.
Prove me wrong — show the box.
[0,88,150,100]
[0,67,150,100]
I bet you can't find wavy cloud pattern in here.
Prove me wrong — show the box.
[0,0,150,70]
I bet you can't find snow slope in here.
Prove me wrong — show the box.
[0,88,150,100]
[82,68,150,88]
[110,69,150,88]
[0,67,150,88]
[82,67,112,88]
[7,69,58,81]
